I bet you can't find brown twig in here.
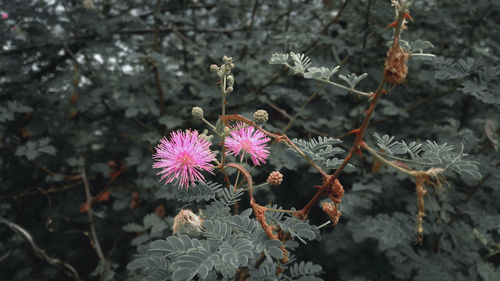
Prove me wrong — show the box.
[282,91,317,133]
[0,216,82,280]
[298,0,412,219]
[298,79,386,218]
[81,161,106,265]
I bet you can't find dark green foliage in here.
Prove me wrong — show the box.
[1,0,499,281]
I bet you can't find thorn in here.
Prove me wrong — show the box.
[348,128,361,136]
[386,21,398,29]
[403,12,414,22]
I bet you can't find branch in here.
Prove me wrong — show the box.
[0,216,81,280]
[81,161,106,264]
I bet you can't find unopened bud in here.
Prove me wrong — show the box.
[209,64,219,73]
[223,56,232,63]
[253,109,269,125]
[191,106,204,119]
[227,75,234,87]
[224,126,231,136]
[267,171,283,186]
[226,86,233,94]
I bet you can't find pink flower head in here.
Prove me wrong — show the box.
[2,13,7,19]
[153,130,215,189]
[225,122,271,166]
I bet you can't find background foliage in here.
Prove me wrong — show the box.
[1,0,499,280]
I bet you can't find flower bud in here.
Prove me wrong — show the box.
[267,171,283,186]
[253,109,269,125]
[226,86,233,94]
[227,75,234,87]
[191,106,204,119]
[209,64,219,73]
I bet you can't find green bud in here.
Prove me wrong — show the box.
[253,109,269,125]
[191,106,204,119]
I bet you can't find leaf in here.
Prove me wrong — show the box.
[219,238,254,269]
[304,66,340,81]
[461,79,500,105]
[122,223,145,232]
[172,247,218,281]
[289,261,323,280]
[289,52,312,75]
[338,72,368,89]
[278,217,319,244]
[373,133,406,155]
[148,235,201,257]
[410,39,434,52]
[290,137,352,172]
[269,53,289,65]
[350,212,413,251]
[176,181,219,202]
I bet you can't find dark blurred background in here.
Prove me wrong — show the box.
[1,0,499,280]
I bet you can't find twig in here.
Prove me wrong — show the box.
[254,0,352,94]
[0,216,81,280]
[298,0,412,218]
[81,161,106,264]
[283,92,317,132]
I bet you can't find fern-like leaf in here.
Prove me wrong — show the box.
[304,66,340,81]
[290,137,353,171]
[289,52,311,74]
[172,246,218,281]
[176,181,219,202]
[288,261,323,281]
[278,217,319,244]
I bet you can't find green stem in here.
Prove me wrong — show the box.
[201,117,217,131]
[233,152,245,191]
[361,142,414,175]
[265,208,299,214]
[242,182,268,192]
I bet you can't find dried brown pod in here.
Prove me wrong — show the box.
[383,45,409,85]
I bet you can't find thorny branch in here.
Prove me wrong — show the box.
[296,0,411,220]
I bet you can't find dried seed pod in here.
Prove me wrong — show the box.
[383,45,409,85]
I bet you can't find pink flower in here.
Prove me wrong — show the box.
[2,13,7,19]
[153,130,215,189]
[225,122,271,166]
